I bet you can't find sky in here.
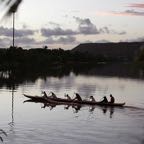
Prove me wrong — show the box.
[0,0,144,49]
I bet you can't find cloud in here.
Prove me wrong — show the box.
[0,36,40,48]
[41,17,121,37]
[112,9,144,16]
[0,26,13,37]
[0,26,78,47]
[128,3,144,9]
[74,17,126,35]
[99,26,126,35]
[122,36,144,42]
[117,31,127,35]
[48,22,60,27]
[0,17,127,48]
[57,36,77,44]
[0,37,11,47]
[15,29,35,37]
[109,3,144,17]
[40,17,126,38]
[99,26,110,34]
[83,39,112,44]
[43,36,77,44]
[74,17,100,34]
[0,36,41,48]
[41,27,77,37]
[15,37,36,44]
[136,37,144,42]
[95,39,112,43]
[0,26,35,37]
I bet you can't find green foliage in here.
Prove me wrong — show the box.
[0,46,126,71]
[137,48,144,61]
[0,0,23,16]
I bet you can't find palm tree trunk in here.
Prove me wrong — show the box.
[13,12,15,48]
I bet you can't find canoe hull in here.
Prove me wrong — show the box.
[23,94,125,107]
[23,94,47,102]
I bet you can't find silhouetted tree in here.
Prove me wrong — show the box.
[0,0,22,16]
[43,45,48,49]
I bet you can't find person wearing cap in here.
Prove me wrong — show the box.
[109,94,115,103]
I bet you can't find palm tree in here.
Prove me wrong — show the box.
[0,0,23,16]
[0,0,23,48]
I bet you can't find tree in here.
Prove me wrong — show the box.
[0,0,23,16]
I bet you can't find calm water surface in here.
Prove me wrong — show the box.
[0,72,144,144]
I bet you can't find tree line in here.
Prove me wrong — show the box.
[0,46,114,71]
[0,46,143,71]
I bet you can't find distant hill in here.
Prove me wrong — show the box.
[72,42,144,61]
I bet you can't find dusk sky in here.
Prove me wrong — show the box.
[0,0,144,49]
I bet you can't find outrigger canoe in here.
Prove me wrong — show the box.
[23,94,47,102]
[23,94,125,107]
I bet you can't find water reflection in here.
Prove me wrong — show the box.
[0,64,144,144]
[0,129,7,142]
[0,70,16,127]
[8,87,15,127]
[0,64,144,89]
[71,105,82,113]
[102,106,114,118]
[23,99,118,119]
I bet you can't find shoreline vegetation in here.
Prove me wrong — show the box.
[0,42,144,89]
[0,42,144,71]
[0,46,108,71]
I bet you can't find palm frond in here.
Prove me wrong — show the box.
[0,0,23,16]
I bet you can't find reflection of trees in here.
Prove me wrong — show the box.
[72,63,143,79]
[0,63,143,89]
[0,72,16,142]
[0,68,71,89]
[0,71,16,125]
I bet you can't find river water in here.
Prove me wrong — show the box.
[0,66,144,144]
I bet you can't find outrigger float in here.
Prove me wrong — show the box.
[23,94,125,107]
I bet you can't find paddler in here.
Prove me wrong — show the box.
[73,93,82,101]
[100,96,108,103]
[109,94,115,103]
[64,94,72,100]
[89,96,96,102]
[50,92,57,98]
